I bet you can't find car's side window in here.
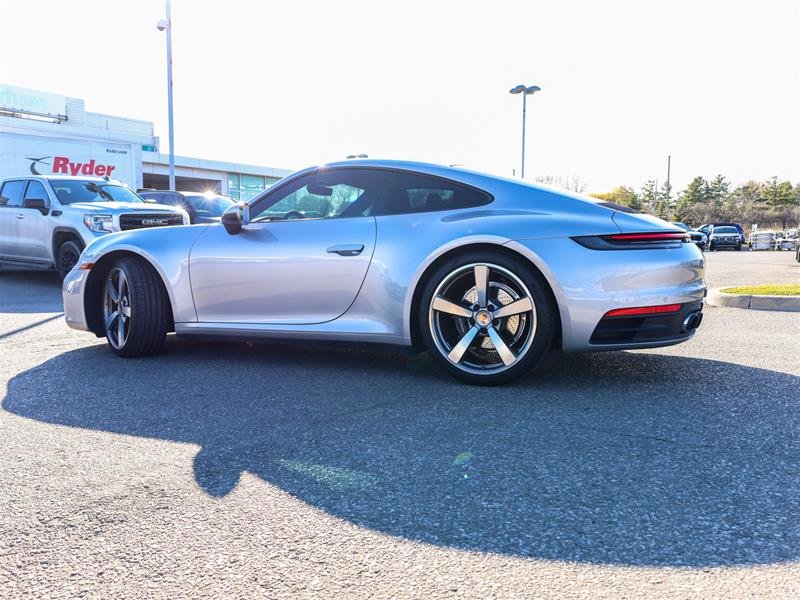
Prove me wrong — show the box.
[0,180,27,207]
[250,169,391,222]
[23,181,48,203]
[376,171,492,215]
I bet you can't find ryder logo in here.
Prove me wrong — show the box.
[51,156,116,177]
[26,156,51,175]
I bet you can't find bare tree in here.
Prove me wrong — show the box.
[533,175,587,194]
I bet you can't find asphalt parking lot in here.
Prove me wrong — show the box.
[1,251,799,598]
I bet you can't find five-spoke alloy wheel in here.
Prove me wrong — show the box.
[419,251,556,385]
[101,257,170,357]
[104,267,132,350]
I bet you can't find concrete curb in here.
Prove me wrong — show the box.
[706,288,800,312]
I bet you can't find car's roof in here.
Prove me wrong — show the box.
[323,158,488,178]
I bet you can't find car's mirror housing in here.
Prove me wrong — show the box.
[222,202,250,235]
[23,198,49,215]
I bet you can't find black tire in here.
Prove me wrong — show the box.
[102,256,169,357]
[418,250,557,385]
[735,244,742,251]
[56,239,83,282]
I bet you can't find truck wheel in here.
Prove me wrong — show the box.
[102,257,169,357]
[57,239,83,281]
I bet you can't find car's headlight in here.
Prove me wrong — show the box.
[83,214,114,233]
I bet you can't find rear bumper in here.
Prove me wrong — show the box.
[506,237,706,352]
[589,301,703,348]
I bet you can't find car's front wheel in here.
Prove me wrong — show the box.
[419,251,556,385]
[102,257,169,357]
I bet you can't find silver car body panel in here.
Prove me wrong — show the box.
[188,216,376,324]
[63,159,706,352]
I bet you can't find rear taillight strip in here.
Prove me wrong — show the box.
[607,232,689,242]
[571,232,690,250]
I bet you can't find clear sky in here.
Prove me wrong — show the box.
[1,0,798,193]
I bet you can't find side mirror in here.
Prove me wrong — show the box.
[221,203,250,235]
[23,198,49,215]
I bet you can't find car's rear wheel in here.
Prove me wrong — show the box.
[103,257,169,357]
[56,239,83,282]
[419,251,556,385]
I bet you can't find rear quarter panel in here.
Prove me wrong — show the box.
[347,181,624,344]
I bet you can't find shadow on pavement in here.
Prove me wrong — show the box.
[0,271,62,313]
[4,339,798,567]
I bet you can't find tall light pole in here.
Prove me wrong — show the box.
[157,1,175,191]
[509,84,541,179]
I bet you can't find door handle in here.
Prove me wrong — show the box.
[326,244,364,256]
[16,213,24,219]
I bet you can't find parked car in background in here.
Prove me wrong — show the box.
[0,175,188,279]
[63,159,706,385]
[708,225,742,251]
[138,190,235,224]
[671,222,706,250]
[697,222,745,245]
[776,228,798,252]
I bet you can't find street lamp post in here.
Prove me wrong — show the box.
[509,84,541,179]
[157,0,175,192]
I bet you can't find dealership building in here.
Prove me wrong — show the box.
[0,84,292,200]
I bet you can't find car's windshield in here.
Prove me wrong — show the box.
[50,180,144,204]
[181,193,235,217]
[714,226,738,234]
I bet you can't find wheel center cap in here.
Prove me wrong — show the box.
[474,310,492,327]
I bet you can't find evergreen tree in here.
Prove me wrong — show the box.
[707,174,729,205]
[655,181,672,219]
[639,179,658,214]
[762,176,797,207]
[680,177,709,204]
[673,176,707,221]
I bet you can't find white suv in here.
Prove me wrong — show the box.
[0,175,188,280]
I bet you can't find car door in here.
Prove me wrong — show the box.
[17,180,53,261]
[189,168,389,324]
[0,180,28,259]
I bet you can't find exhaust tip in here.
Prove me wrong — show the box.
[681,311,703,333]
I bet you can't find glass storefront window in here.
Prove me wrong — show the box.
[227,173,282,201]
[228,173,240,200]
[241,175,266,201]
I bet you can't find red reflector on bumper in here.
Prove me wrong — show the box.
[604,303,682,318]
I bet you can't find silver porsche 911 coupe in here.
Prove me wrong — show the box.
[63,159,706,384]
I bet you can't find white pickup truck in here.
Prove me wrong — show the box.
[0,175,188,280]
